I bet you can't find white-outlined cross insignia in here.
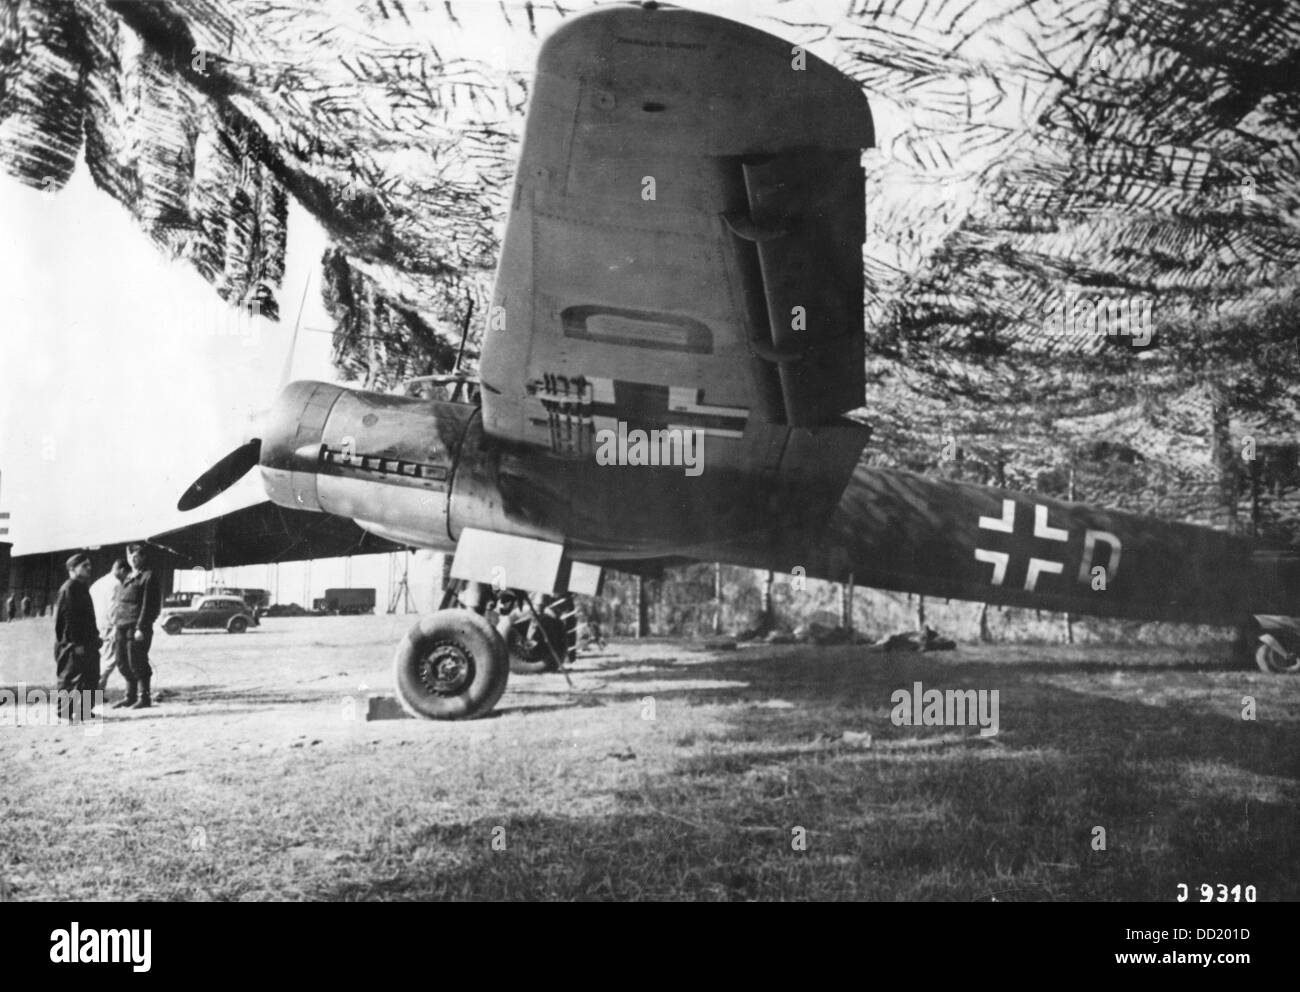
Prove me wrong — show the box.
[974,499,1068,591]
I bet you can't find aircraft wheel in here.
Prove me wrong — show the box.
[163,617,184,635]
[1254,641,1300,674]
[499,609,566,675]
[394,609,510,719]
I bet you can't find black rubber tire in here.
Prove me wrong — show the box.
[227,616,249,633]
[163,617,184,636]
[394,610,510,719]
[499,610,567,675]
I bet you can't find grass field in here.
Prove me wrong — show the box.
[1,615,1296,901]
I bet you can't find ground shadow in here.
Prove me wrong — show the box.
[308,643,1300,900]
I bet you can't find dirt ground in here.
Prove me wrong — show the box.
[1,614,1297,901]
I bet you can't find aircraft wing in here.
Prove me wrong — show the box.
[478,5,874,477]
[147,500,404,569]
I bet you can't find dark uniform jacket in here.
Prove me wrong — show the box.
[116,569,162,632]
[54,578,100,659]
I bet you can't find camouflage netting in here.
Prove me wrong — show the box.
[0,0,288,310]
[838,0,1300,542]
[2,0,1298,543]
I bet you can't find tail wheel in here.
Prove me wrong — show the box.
[1255,640,1300,674]
[394,609,510,719]
[499,609,567,674]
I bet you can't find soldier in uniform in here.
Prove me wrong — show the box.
[114,544,161,709]
[53,552,101,722]
[4,593,15,621]
[21,594,32,618]
[96,558,130,690]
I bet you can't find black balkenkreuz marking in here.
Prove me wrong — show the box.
[974,499,1069,592]
[588,378,747,438]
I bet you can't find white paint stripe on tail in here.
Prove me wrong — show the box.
[589,377,616,404]
[667,386,747,419]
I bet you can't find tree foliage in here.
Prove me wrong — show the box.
[3,0,1298,541]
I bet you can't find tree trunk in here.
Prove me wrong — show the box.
[761,570,774,632]
[1250,454,1261,538]
[978,602,991,643]
[1210,388,1241,533]
[840,573,854,633]
[0,541,9,619]
[635,575,648,638]
[1063,458,1075,644]
[916,595,926,634]
[712,562,722,635]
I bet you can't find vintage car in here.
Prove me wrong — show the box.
[160,595,259,635]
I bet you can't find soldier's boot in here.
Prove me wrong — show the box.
[112,680,138,709]
[129,678,151,710]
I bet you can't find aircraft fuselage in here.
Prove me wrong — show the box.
[255,379,1298,627]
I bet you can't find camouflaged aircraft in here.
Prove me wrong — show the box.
[165,3,1300,720]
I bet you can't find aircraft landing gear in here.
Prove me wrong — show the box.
[1255,635,1300,674]
[393,609,510,719]
[500,606,568,674]
[492,591,572,675]
[1238,616,1300,675]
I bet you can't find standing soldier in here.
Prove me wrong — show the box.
[20,594,32,618]
[94,559,130,690]
[53,552,100,722]
[114,544,161,709]
[4,592,15,621]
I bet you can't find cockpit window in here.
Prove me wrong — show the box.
[403,376,481,405]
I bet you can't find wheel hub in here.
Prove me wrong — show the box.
[418,640,475,696]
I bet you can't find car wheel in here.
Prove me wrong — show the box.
[227,616,249,634]
[394,609,509,720]
[163,617,184,636]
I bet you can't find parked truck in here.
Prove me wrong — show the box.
[313,588,376,615]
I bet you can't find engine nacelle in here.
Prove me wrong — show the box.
[259,381,479,549]
[254,381,867,561]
